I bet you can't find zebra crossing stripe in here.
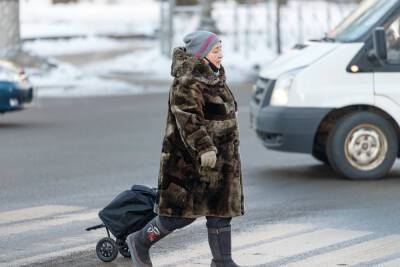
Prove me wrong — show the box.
[0,205,83,225]
[153,223,315,266]
[380,258,400,267]
[0,210,98,237]
[3,243,95,267]
[286,234,400,267]
[0,227,109,266]
[232,228,369,266]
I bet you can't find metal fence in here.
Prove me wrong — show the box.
[165,0,358,57]
[262,0,357,53]
[220,0,355,53]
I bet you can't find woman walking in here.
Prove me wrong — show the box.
[126,30,244,267]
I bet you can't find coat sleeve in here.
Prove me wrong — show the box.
[169,82,218,160]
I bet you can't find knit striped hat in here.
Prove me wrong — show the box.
[183,31,220,59]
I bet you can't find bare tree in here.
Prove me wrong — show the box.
[0,0,21,59]
[197,0,220,33]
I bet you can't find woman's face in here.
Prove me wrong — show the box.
[205,42,223,68]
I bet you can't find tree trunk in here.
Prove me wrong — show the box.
[0,0,21,59]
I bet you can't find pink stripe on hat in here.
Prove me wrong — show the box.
[194,34,217,59]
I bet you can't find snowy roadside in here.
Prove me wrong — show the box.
[20,0,164,98]
[23,35,263,98]
[19,0,355,98]
[25,38,163,98]
[26,42,262,98]
[20,0,158,40]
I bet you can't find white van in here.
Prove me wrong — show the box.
[250,0,400,180]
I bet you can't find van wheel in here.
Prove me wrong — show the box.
[326,111,397,180]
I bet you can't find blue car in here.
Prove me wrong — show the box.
[0,61,34,113]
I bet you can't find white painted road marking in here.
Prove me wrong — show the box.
[2,205,400,267]
[0,210,98,237]
[153,223,315,266]
[381,258,400,267]
[0,205,83,225]
[287,235,400,267]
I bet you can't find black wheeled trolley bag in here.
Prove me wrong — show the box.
[86,184,157,262]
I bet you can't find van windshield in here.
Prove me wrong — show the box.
[327,0,398,42]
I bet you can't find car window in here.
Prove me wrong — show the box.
[386,14,400,65]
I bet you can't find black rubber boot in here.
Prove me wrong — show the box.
[126,216,171,267]
[208,226,240,267]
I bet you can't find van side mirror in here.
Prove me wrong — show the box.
[371,27,388,63]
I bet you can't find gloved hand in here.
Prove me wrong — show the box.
[200,150,217,168]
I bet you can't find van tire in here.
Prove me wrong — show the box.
[326,111,397,180]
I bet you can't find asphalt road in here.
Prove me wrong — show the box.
[2,83,400,267]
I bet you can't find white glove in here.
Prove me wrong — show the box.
[200,150,217,168]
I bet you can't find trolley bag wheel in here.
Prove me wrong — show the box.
[119,244,131,258]
[116,238,131,258]
[96,237,118,262]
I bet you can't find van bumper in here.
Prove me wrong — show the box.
[250,103,333,153]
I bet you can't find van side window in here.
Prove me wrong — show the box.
[386,16,400,65]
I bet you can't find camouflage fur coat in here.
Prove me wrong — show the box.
[153,47,244,218]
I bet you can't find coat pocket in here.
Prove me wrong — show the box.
[199,160,223,192]
[165,182,188,208]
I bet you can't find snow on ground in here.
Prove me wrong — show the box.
[81,37,275,85]
[23,37,135,57]
[83,48,172,80]
[20,0,158,39]
[20,0,356,97]
[26,60,141,98]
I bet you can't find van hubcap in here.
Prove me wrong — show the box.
[344,124,387,171]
